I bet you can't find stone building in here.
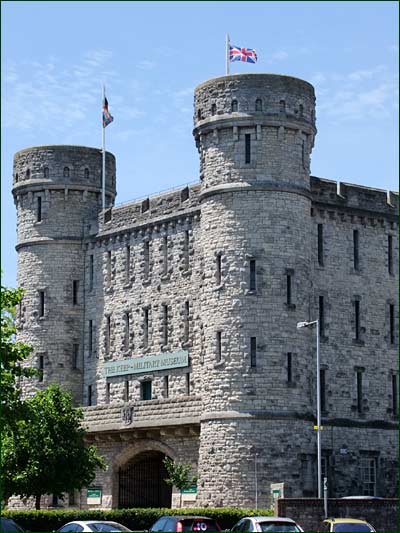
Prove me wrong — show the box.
[12,74,398,509]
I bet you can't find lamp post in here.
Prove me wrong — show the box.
[297,319,322,499]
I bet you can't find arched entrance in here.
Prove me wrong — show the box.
[118,450,172,508]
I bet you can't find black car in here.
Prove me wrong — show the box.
[0,519,27,533]
[149,516,222,532]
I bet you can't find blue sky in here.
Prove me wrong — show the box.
[2,0,398,288]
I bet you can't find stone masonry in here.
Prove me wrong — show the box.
[12,74,398,510]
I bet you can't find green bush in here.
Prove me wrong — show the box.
[1,507,273,532]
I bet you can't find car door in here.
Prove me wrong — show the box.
[231,519,245,532]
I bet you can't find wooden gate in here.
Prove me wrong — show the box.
[118,451,172,508]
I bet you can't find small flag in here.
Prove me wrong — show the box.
[229,45,258,64]
[102,96,114,128]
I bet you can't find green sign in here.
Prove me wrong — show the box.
[181,486,197,494]
[104,350,189,377]
[87,488,101,499]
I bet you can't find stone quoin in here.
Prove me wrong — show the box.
[12,73,398,509]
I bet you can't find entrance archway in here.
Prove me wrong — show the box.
[118,450,172,508]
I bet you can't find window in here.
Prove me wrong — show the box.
[162,237,168,275]
[181,186,189,202]
[183,230,190,270]
[353,229,359,271]
[106,315,111,354]
[392,374,398,417]
[44,167,49,179]
[184,300,190,342]
[125,245,131,281]
[84,168,90,179]
[286,274,292,305]
[211,103,217,116]
[143,308,149,348]
[250,337,257,368]
[124,380,129,402]
[299,104,304,117]
[287,352,293,383]
[360,456,376,496]
[357,371,363,413]
[89,255,94,291]
[317,224,324,266]
[249,259,256,291]
[216,331,222,362]
[142,197,149,213]
[63,166,70,178]
[26,168,30,179]
[39,291,45,317]
[38,355,44,382]
[73,344,79,369]
[106,382,111,404]
[124,312,130,349]
[390,304,395,344]
[186,373,191,395]
[89,320,93,356]
[73,280,79,305]
[164,375,169,398]
[319,296,325,337]
[354,300,361,341]
[37,196,42,222]
[216,254,222,285]
[255,98,262,112]
[388,235,393,275]
[320,369,326,412]
[280,99,286,113]
[88,385,92,406]
[197,109,202,120]
[107,251,112,286]
[231,100,238,112]
[245,134,251,164]
[162,304,168,345]
[141,380,152,400]
[15,173,19,183]
[144,241,150,278]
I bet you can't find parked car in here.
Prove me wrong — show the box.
[320,518,376,532]
[230,517,304,532]
[149,516,222,532]
[0,519,27,533]
[56,521,132,532]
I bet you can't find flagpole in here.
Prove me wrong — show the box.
[102,85,106,210]
[226,33,230,75]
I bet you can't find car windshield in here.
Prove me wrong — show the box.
[90,523,131,532]
[333,524,372,532]
[181,519,220,532]
[259,523,301,532]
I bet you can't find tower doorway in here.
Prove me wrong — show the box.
[118,450,172,508]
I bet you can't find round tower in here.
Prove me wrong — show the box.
[13,145,116,403]
[194,74,317,505]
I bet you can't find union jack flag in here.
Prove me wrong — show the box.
[102,96,114,128]
[229,45,258,64]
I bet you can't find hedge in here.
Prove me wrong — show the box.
[1,507,274,532]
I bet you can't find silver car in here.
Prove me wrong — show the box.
[230,517,304,533]
[57,521,132,532]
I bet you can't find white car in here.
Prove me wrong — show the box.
[230,517,304,532]
[57,521,132,532]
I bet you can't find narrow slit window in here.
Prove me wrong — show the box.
[72,280,79,305]
[124,380,129,402]
[89,320,93,356]
[184,300,190,342]
[88,385,92,406]
[38,355,44,382]
[250,337,257,368]
[249,259,256,291]
[320,369,326,412]
[357,371,363,413]
[280,100,286,113]
[163,237,168,275]
[106,316,111,354]
[84,168,90,179]
[144,241,150,278]
[162,304,168,345]
[216,254,222,285]
[106,382,111,404]
[164,375,169,398]
[125,245,131,282]
[143,308,149,348]
[286,274,292,305]
[353,230,359,271]
[39,291,45,317]
[125,312,130,349]
[287,352,292,383]
[255,98,262,112]
[73,344,79,369]
[355,300,360,341]
[231,100,238,112]
[63,166,70,178]
[89,255,94,291]
[211,103,217,116]
[184,231,190,270]
[388,235,393,275]
[141,380,152,400]
[216,331,222,362]
[245,134,251,164]
[107,251,112,286]
[44,167,49,179]
[37,196,42,222]
[317,224,324,266]
[390,304,395,344]
[299,104,304,117]
[186,373,191,395]
[319,296,325,337]
[392,374,398,417]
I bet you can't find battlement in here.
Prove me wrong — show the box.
[311,176,398,217]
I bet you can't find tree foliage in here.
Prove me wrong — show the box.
[163,457,197,507]
[2,385,106,508]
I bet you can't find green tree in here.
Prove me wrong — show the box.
[163,457,197,508]
[2,384,106,509]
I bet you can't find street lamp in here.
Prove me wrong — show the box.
[297,319,322,499]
